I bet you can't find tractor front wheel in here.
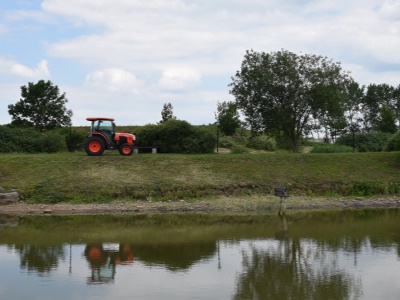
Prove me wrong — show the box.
[84,137,105,156]
[119,143,133,156]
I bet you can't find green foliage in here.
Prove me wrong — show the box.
[159,102,176,124]
[0,125,73,153]
[273,131,293,150]
[40,131,67,153]
[385,131,400,151]
[361,84,399,131]
[336,132,391,152]
[8,80,73,132]
[58,128,86,152]
[376,104,398,133]
[136,119,215,153]
[230,49,353,152]
[310,143,355,153]
[215,101,241,136]
[218,136,236,149]
[246,135,276,151]
[0,125,42,153]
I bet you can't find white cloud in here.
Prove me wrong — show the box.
[157,68,201,90]
[0,58,50,79]
[2,0,400,126]
[11,59,50,78]
[84,68,142,94]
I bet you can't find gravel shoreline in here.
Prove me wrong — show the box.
[2,196,400,216]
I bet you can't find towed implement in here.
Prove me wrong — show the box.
[84,117,136,156]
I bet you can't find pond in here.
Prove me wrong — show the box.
[1,209,400,300]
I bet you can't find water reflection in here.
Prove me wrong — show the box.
[1,210,400,299]
[84,243,134,284]
[15,245,65,275]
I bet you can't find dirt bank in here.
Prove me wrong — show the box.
[2,196,400,216]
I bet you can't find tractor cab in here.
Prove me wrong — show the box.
[84,117,136,156]
[89,118,115,147]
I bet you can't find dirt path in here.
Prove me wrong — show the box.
[2,196,400,216]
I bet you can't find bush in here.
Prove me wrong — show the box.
[0,125,76,153]
[58,127,86,152]
[310,143,356,153]
[41,131,67,153]
[246,135,276,151]
[135,120,216,153]
[0,125,42,153]
[231,130,250,145]
[385,131,400,151]
[218,136,236,149]
[336,132,391,152]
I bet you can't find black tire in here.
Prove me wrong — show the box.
[119,143,133,156]
[84,136,105,156]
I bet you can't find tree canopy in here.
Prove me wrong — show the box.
[215,100,241,136]
[159,102,176,124]
[8,80,72,132]
[229,49,354,152]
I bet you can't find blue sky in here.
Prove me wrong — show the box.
[1,0,400,126]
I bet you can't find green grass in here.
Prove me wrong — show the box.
[1,151,400,203]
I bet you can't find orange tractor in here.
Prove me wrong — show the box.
[84,117,136,156]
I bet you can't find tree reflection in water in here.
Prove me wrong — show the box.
[234,216,363,300]
[14,245,65,275]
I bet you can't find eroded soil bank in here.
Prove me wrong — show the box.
[2,196,400,216]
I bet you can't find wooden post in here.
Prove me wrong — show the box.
[274,187,289,215]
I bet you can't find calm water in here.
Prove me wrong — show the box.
[1,210,400,300]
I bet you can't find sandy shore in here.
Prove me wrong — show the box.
[2,196,400,216]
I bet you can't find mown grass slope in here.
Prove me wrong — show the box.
[1,151,400,203]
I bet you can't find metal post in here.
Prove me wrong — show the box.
[216,122,219,153]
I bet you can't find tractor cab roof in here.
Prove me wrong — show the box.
[86,117,115,122]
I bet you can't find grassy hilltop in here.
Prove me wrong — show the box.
[1,151,400,204]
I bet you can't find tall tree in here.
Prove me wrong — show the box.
[361,83,399,131]
[376,104,397,133]
[229,49,353,152]
[8,80,72,132]
[159,102,176,124]
[215,100,241,136]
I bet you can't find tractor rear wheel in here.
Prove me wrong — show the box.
[84,137,105,156]
[119,143,133,156]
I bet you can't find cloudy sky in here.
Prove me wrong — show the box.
[1,0,400,126]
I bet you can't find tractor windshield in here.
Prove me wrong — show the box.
[91,120,114,134]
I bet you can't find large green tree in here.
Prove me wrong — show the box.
[375,104,397,133]
[229,49,354,152]
[8,80,72,132]
[215,100,241,136]
[361,83,399,131]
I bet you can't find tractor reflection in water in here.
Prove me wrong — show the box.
[84,243,134,284]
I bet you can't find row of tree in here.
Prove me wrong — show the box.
[225,49,400,152]
[5,49,400,153]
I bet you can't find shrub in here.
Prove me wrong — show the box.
[135,120,216,153]
[310,143,356,153]
[41,131,67,153]
[246,135,276,151]
[218,136,236,149]
[231,130,250,145]
[385,131,400,151]
[336,132,391,152]
[0,125,42,153]
[59,127,86,152]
